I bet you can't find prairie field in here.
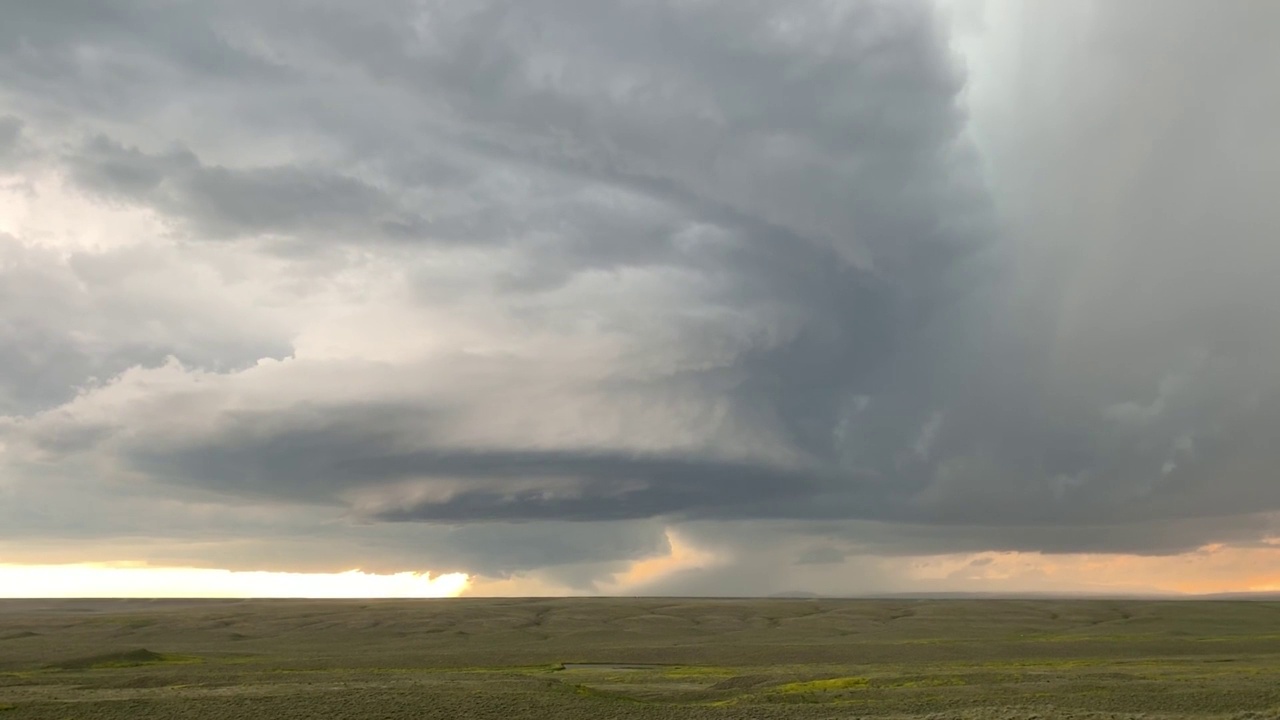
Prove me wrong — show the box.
[2,598,1279,719]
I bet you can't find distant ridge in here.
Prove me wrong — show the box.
[758,590,1280,601]
[1189,592,1280,601]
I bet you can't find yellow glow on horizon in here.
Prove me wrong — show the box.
[904,543,1280,596]
[460,528,722,597]
[609,529,718,589]
[0,564,471,599]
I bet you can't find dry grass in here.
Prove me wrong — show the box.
[1,598,1279,718]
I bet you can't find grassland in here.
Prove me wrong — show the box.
[2,598,1280,718]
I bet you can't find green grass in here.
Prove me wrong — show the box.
[776,676,869,693]
[2,598,1280,718]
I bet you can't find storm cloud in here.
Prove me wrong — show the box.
[1,0,1278,593]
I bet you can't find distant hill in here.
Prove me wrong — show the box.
[763,590,1280,601]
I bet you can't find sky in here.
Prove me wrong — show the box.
[1,0,1278,598]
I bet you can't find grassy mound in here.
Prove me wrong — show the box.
[49,648,200,670]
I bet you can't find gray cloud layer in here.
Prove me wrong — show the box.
[1,0,1277,590]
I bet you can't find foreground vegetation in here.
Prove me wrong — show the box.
[2,598,1279,718]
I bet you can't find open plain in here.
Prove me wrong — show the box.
[1,598,1279,719]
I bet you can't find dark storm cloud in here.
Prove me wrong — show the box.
[0,236,290,414]
[367,450,819,523]
[1,0,1278,578]
[861,0,1280,535]
[15,0,990,527]
[66,136,432,242]
[118,401,823,521]
[0,1,288,119]
[0,320,161,415]
[11,0,984,265]
[854,515,1280,558]
[450,522,668,571]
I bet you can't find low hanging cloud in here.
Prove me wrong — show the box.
[1,0,1278,593]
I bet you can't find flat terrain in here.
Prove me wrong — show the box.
[2,598,1280,719]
